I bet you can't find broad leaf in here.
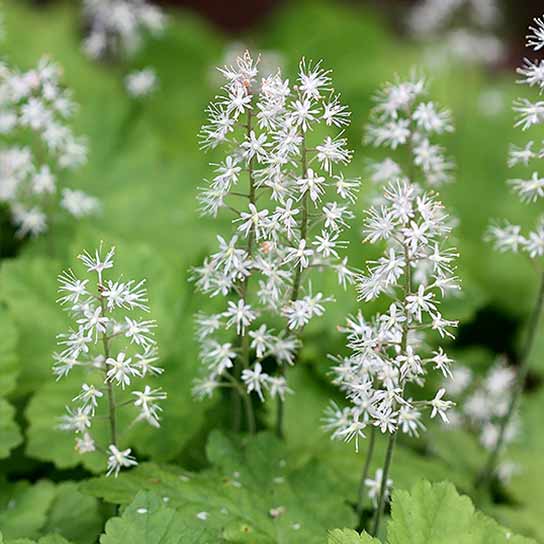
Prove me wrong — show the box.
[41,483,102,544]
[0,399,22,459]
[0,480,56,540]
[328,529,378,544]
[386,481,534,544]
[82,431,356,543]
[100,491,215,544]
[0,306,18,397]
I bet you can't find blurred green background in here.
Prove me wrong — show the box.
[1,0,544,541]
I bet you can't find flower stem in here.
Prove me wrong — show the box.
[356,426,376,523]
[476,269,544,487]
[275,131,309,439]
[371,244,411,536]
[98,291,117,446]
[242,388,256,434]
[370,430,397,537]
[235,107,257,434]
[275,390,284,439]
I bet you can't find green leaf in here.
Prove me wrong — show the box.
[41,483,103,544]
[0,480,100,543]
[0,479,56,540]
[0,306,19,397]
[328,528,379,544]
[0,399,22,459]
[3,535,73,544]
[82,431,356,543]
[386,481,535,544]
[0,258,67,396]
[100,491,215,544]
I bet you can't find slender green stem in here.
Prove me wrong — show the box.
[356,426,376,523]
[98,289,117,446]
[371,431,397,537]
[231,374,242,433]
[234,107,257,434]
[477,269,544,487]
[371,244,412,536]
[289,134,309,303]
[275,131,310,439]
[275,376,285,439]
[242,388,256,434]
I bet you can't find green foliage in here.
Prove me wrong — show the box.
[0,258,66,396]
[386,481,533,544]
[1,535,73,544]
[40,483,102,544]
[82,431,356,543]
[0,480,101,544]
[0,399,22,459]
[0,0,542,542]
[0,480,56,540]
[100,492,215,544]
[329,481,536,544]
[328,528,379,544]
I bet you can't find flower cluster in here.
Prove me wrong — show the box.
[443,357,520,482]
[407,0,504,66]
[365,75,455,189]
[192,52,359,406]
[325,180,459,451]
[487,14,544,258]
[82,0,166,60]
[0,57,98,237]
[54,245,165,476]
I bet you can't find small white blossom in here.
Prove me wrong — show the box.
[106,445,138,477]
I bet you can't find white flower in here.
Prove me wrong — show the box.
[73,384,104,415]
[124,317,156,348]
[132,385,166,427]
[513,98,544,131]
[203,341,236,375]
[296,168,326,203]
[61,189,100,218]
[106,445,138,477]
[75,432,96,454]
[241,362,269,400]
[412,101,452,134]
[12,206,47,238]
[249,324,274,359]
[79,245,115,278]
[486,222,524,253]
[284,239,313,269]
[365,469,393,507]
[223,300,257,335]
[106,352,140,389]
[58,407,91,433]
[57,270,89,306]
[235,203,269,240]
[125,68,157,97]
[298,58,331,99]
[429,388,454,422]
[315,136,351,173]
[509,171,544,203]
[527,16,544,52]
